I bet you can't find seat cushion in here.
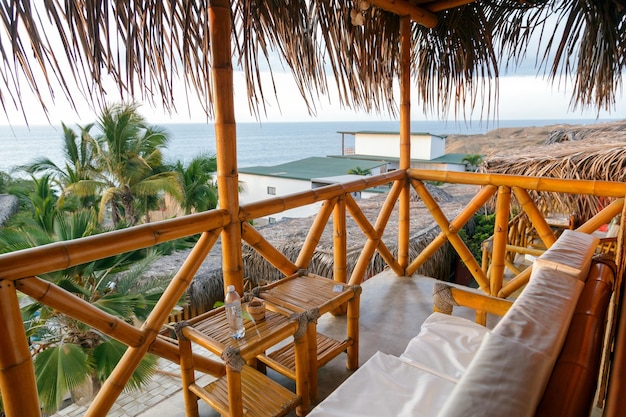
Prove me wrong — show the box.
[400,312,489,382]
[309,351,456,417]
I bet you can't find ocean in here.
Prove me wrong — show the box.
[0,119,616,174]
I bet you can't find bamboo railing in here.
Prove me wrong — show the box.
[1,168,625,416]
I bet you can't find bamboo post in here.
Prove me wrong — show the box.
[178,336,199,417]
[85,230,219,417]
[293,329,309,416]
[296,198,336,269]
[226,365,244,417]
[334,195,348,284]
[512,187,556,248]
[490,186,511,296]
[347,290,361,371]
[241,222,299,276]
[211,0,244,295]
[0,280,41,417]
[398,15,411,272]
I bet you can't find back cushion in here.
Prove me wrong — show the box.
[437,230,598,417]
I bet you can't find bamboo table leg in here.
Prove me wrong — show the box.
[178,335,199,417]
[347,288,361,371]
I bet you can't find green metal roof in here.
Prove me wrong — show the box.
[327,153,468,165]
[337,130,447,138]
[239,157,387,181]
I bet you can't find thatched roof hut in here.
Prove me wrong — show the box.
[480,120,626,222]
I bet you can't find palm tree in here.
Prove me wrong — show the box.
[69,103,182,226]
[8,174,60,234]
[22,123,99,211]
[347,166,372,176]
[170,154,218,215]
[462,154,484,172]
[0,209,165,413]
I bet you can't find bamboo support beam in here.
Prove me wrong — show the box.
[0,280,41,417]
[344,194,402,279]
[241,222,299,277]
[490,186,511,296]
[512,187,557,249]
[17,276,224,376]
[434,284,513,317]
[407,179,491,290]
[409,169,626,197]
[0,209,229,280]
[296,198,336,269]
[239,171,405,221]
[16,276,145,347]
[425,0,476,12]
[348,181,405,285]
[398,17,411,272]
[86,230,220,417]
[334,196,348,284]
[211,0,243,295]
[499,268,532,299]
[369,0,438,27]
[577,198,625,234]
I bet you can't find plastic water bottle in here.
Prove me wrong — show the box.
[225,285,245,340]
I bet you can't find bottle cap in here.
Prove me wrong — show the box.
[227,285,235,292]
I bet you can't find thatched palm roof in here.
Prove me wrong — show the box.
[1,1,624,122]
[480,120,626,221]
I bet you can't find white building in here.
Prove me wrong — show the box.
[239,157,387,222]
[239,131,468,222]
[335,130,467,172]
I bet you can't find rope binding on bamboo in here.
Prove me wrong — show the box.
[174,321,190,341]
[290,312,310,340]
[221,346,245,372]
[433,282,459,314]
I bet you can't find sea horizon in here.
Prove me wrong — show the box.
[0,118,621,174]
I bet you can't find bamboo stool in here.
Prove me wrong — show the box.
[175,302,309,417]
[255,271,361,401]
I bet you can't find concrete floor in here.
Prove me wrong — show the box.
[136,271,482,417]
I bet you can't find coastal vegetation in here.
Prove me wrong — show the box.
[0,103,220,412]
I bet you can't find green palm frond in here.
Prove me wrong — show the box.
[92,339,158,390]
[34,344,91,413]
[93,293,144,318]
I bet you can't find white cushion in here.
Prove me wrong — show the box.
[437,265,584,417]
[534,229,598,280]
[437,333,554,417]
[400,312,489,382]
[308,351,456,417]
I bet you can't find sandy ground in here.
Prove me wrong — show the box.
[445,119,626,156]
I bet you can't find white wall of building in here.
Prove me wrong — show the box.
[354,133,446,160]
[239,173,322,221]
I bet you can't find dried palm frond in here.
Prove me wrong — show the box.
[1,1,623,123]
[481,122,626,221]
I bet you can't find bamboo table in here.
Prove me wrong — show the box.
[255,271,361,401]
[176,302,309,417]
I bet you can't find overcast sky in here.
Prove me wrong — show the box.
[1,10,624,127]
[1,69,622,127]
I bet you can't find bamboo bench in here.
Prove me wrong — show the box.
[309,230,615,417]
